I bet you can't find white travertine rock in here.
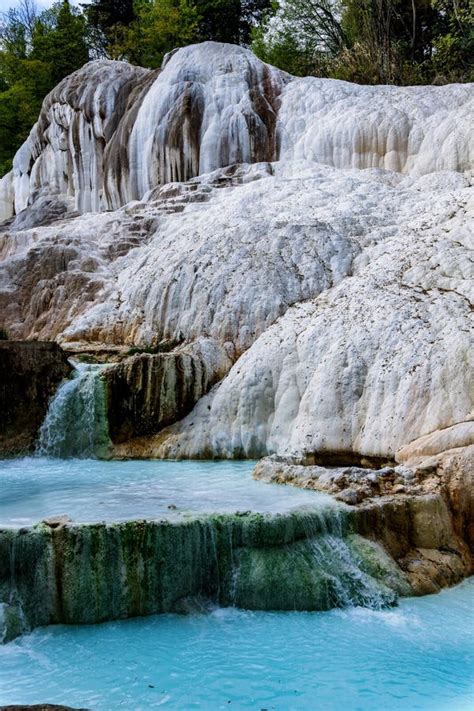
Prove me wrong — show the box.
[0,42,472,223]
[61,164,361,353]
[0,43,473,460]
[278,78,474,174]
[107,43,285,208]
[396,420,474,463]
[0,60,151,222]
[0,43,286,222]
[146,173,474,459]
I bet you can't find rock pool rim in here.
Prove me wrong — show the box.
[1,503,406,642]
[0,505,351,535]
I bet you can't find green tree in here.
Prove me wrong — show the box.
[0,0,90,176]
[82,0,136,57]
[252,0,474,83]
[430,0,473,81]
[31,1,89,86]
[197,0,270,44]
[111,0,201,67]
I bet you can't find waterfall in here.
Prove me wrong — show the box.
[222,507,400,612]
[0,508,408,640]
[301,507,395,610]
[36,362,110,459]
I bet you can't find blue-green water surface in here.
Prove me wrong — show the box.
[0,458,336,525]
[1,578,472,710]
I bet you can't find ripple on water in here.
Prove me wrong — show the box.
[0,579,473,710]
[0,458,340,525]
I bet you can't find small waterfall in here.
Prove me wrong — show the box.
[229,506,397,611]
[300,507,394,610]
[305,535,392,609]
[36,362,110,458]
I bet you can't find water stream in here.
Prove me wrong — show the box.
[36,362,110,458]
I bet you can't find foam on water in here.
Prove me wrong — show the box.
[0,579,472,710]
[0,458,338,526]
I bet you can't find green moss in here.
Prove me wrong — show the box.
[0,511,406,640]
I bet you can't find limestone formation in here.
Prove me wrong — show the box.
[0,506,407,641]
[1,42,472,222]
[253,445,474,595]
[0,42,472,472]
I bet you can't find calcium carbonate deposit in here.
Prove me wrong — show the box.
[0,41,472,463]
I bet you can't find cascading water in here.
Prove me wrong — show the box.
[225,506,399,612]
[36,362,111,459]
[302,508,395,610]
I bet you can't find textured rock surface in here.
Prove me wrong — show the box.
[1,42,472,221]
[253,445,474,595]
[0,506,406,641]
[279,78,474,174]
[0,342,71,455]
[0,43,286,221]
[140,170,474,460]
[104,338,231,442]
[0,42,472,463]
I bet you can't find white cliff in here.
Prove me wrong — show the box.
[0,43,286,222]
[118,167,474,460]
[0,42,472,462]
[1,42,472,222]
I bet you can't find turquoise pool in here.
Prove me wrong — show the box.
[0,457,337,525]
[1,579,473,710]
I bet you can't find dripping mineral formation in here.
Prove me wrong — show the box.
[0,42,472,633]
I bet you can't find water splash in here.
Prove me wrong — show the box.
[36,362,111,459]
[300,507,395,610]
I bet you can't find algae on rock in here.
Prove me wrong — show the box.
[0,507,408,641]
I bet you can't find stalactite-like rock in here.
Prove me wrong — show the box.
[0,43,287,222]
[1,42,472,223]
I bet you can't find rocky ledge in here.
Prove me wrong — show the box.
[254,442,474,596]
[1,505,413,643]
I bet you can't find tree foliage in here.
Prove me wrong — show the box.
[109,0,202,65]
[252,0,473,84]
[82,0,137,57]
[0,0,90,175]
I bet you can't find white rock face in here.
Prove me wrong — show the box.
[0,43,285,222]
[1,42,472,222]
[278,79,474,174]
[0,42,473,460]
[146,171,474,459]
[0,60,151,221]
